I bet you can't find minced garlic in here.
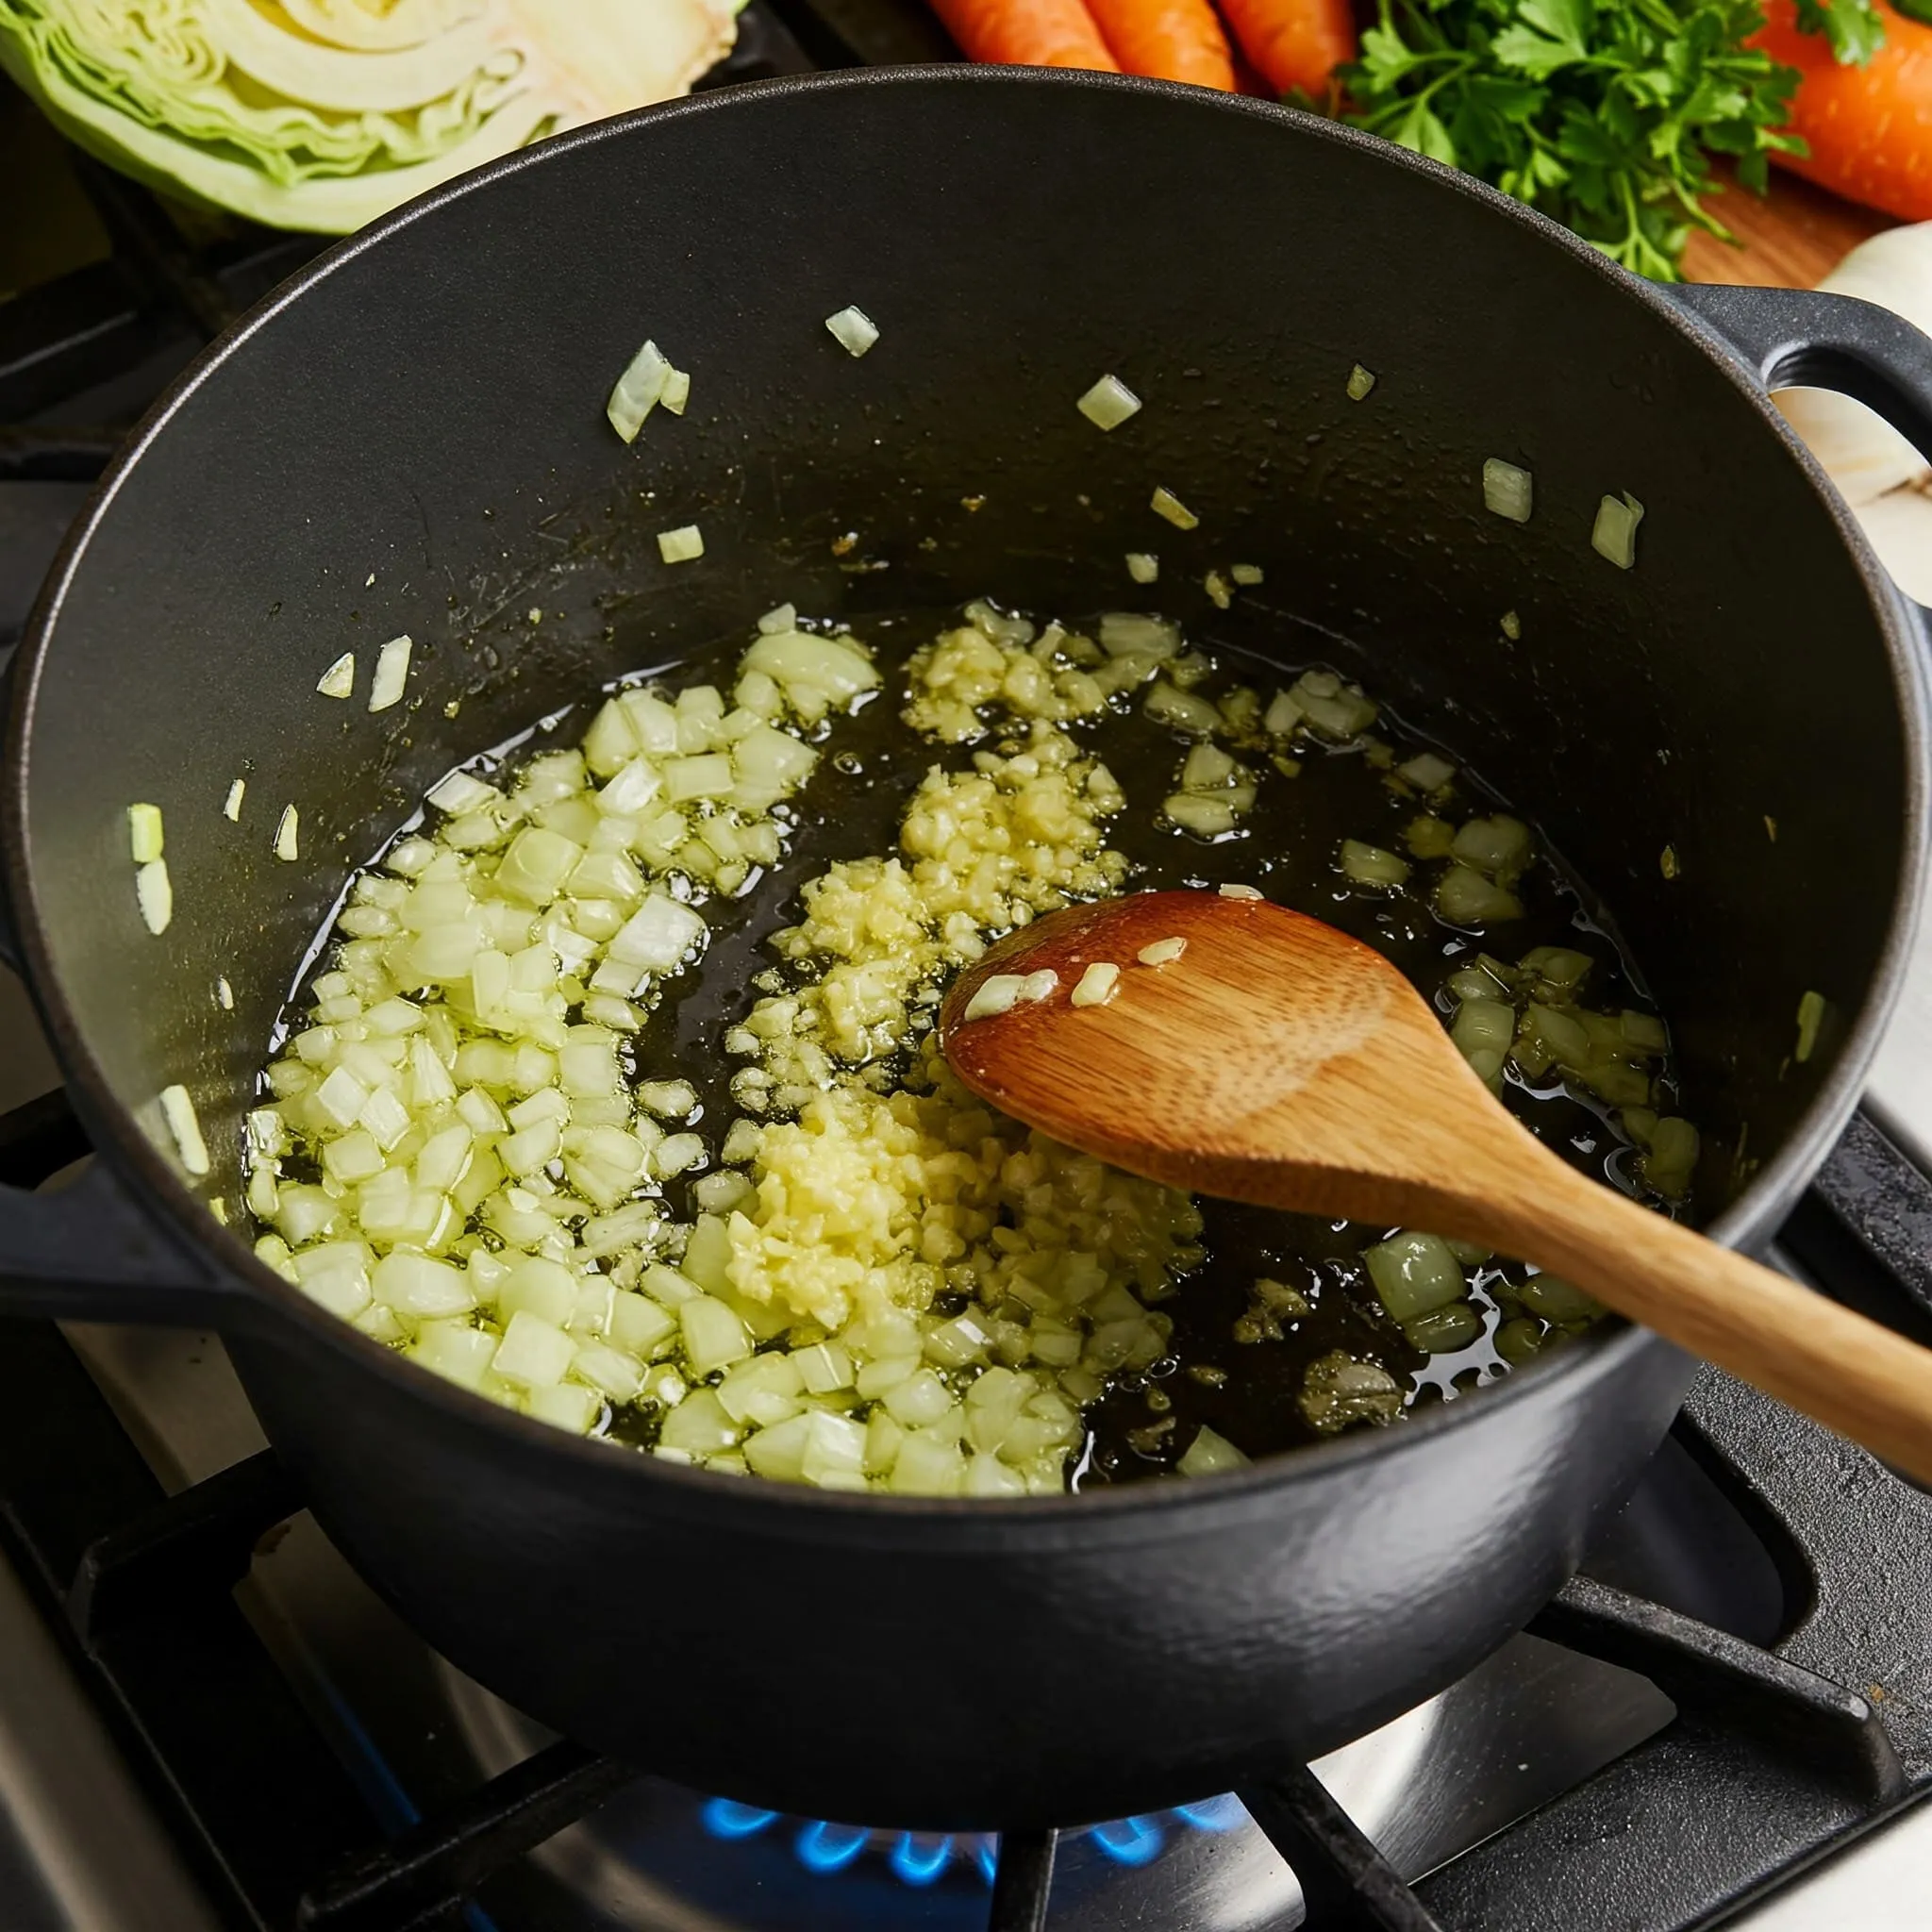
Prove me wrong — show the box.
[249,604,1203,1498]
[902,600,1178,743]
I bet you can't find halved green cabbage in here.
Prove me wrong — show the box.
[0,0,745,234]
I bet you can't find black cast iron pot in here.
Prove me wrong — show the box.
[4,69,1932,1832]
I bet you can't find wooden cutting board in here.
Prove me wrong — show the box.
[1681,166,1894,286]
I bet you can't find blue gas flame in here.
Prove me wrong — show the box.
[698,1790,1246,1886]
[793,1818,871,1874]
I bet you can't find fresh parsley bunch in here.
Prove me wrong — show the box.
[1341,0,1882,279]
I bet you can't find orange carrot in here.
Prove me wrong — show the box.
[926,0,1120,68]
[1756,0,1932,221]
[1087,0,1237,87]
[1217,0,1357,96]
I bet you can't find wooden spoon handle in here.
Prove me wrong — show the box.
[1496,1158,1932,1486]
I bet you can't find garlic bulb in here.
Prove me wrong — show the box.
[1854,485,1932,607]
[1775,224,1932,507]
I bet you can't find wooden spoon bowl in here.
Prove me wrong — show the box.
[941,888,1932,1483]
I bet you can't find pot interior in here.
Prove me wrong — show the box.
[12,70,1911,1281]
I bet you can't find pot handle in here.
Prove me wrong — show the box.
[0,1091,255,1328]
[0,662,253,1326]
[0,1167,246,1327]
[1661,282,1932,645]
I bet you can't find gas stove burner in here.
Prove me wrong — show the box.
[696,1789,1249,1888]
[435,1654,1517,1929]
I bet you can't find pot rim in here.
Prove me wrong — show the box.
[7,64,1924,1528]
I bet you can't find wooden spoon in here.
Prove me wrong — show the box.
[939,887,1932,1484]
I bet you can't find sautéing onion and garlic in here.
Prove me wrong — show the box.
[242,599,1699,1494]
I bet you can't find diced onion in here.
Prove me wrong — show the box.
[426,769,496,815]
[1178,1424,1250,1476]
[223,779,245,823]
[963,974,1026,1022]
[1500,610,1522,641]
[316,652,356,699]
[608,891,707,972]
[1519,1273,1602,1322]
[1450,814,1532,882]
[1097,611,1179,658]
[757,604,797,635]
[824,306,879,358]
[1340,840,1409,888]
[159,1084,209,1176]
[654,1132,707,1178]
[741,630,879,724]
[375,1249,474,1319]
[1796,989,1826,1062]
[369,635,413,712]
[1144,681,1222,736]
[1520,947,1591,995]
[127,802,164,863]
[1017,969,1058,1004]
[1218,883,1262,901]
[1436,864,1522,925]
[638,1078,697,1118]
[1230,563,1263,586]
[680,1296,752,1375]
[1405,1303,1483,1354]
[1151,486,1199,530]
[1591,492,1644,569]
[1077,374,1141,431]
[1642,1116,1700,1199]
[1522,1001,1590,1069]
[1345,364,1377,402]
[1204,570,1232,609]
[1071,962,1120,1008]
[1482,458,1533,523]
[1451,996,1515,1063]
[1288,669,1377,740]
[1365,1229,1466,1322]
[1181,742,1236,791]
[658,525,705,564]
[493,1309,576,1388]
[137,858,173,935]
[217,977,234,1009]
[608,339,671,442]
[1138,936,1187,965]
[274,806,300,861]
[530,1383,604,1432]
[1125,553,1159,585]
[1397,751,1456,792]
[660,368,691,416]
[1164,792,1235,836]
[1620,1008,1666,1051]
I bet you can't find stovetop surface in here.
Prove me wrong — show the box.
[7,13,1932,1928]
